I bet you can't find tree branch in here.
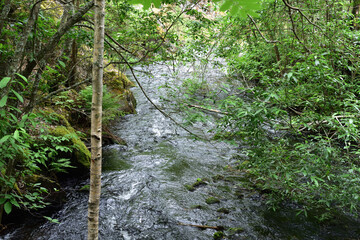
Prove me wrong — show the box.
[41,78,91,101]
[287,7,311,53]
[282,0,323,32]
[21,0,94,79]
[247,14,279,44]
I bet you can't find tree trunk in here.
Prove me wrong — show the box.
[0,0,11,37]
[87,0,105,238]
[0,1,41,100]
[353,0,360,30]
[68,0,79,87]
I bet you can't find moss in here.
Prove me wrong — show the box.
[190,204,207,210]
[228,227,244,234]
[213,231,224,240]
[37,108,72,128]
[205,197,220,204]
[185,184,195,192]
[105,70,135,94]
[103,70,137,114]
[185,178,208,192]
[193,178,208,187]
[217,208,230,214]
[50,126,90,169]
[212,174,224,182]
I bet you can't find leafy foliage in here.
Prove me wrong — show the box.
[214,0,272,17]
[79,85,124,124]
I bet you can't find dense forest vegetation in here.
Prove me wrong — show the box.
[0,0,359,237]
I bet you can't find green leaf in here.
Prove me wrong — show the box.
[14,130,19,140]
[58,60,66,68]
[15,73,28,83]
[0,198,6,204]
[0,135,10,144]
[44,216,60,224]
[0,95,8,107]
[214,0,270,17]
[11,89,23,103]
[10,199,20,208]
[4,201,12,214]
[128,0,161,9]
[0,77,11,88]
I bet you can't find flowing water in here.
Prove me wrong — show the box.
[2,63,360,240]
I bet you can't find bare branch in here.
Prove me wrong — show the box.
[41,78,91,101]
[247,14,279,44]
[287,7,311,53]
[282,0,323,31]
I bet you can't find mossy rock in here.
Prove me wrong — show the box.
[104,70,137,114]
[212,174,224,182]
[50,126,90,169]
[185,184,196,192]
[104,70,135,94]
[205,197,220,204]
[213,231,225,240]
[25,174,66,203]
[118,89,136,114]
[36,108,72,128]
[190,204,207,210]
[185,178,208,192]
[217,208,230,214]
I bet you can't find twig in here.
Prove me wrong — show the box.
[187,104,229,115]
[282,0,323,32]
[41,78,91,101]
[122,55,205,140]
[247,14,279,44]
[178,222,224,230]
[287,7,311,53]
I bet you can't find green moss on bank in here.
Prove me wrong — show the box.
[50,126,90,169]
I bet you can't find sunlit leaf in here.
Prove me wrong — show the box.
[4,201,12,214]
[0,77,11,88]
[11,90,23,103]
[0,95,8,107]
[0,135,10,144]
[128,0,162,9]
[15,73,28,83]
[14,130,19,140]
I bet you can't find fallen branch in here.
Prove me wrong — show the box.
[187,104,229,115]
[178,222,224,230]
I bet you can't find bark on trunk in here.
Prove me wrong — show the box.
[0,0,11,37]
[0,1,41,100]
[87,0,105,238]
[353,0,360,30]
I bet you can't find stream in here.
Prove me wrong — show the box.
[2,63,360,239]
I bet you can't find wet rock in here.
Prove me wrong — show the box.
[184,178,208,192]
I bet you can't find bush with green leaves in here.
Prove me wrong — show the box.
[79,85,124,124]
[210,0,360,220]
[0,76,82,222]
[160,0,360,220]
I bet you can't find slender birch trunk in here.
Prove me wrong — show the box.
[87,0,105,238]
